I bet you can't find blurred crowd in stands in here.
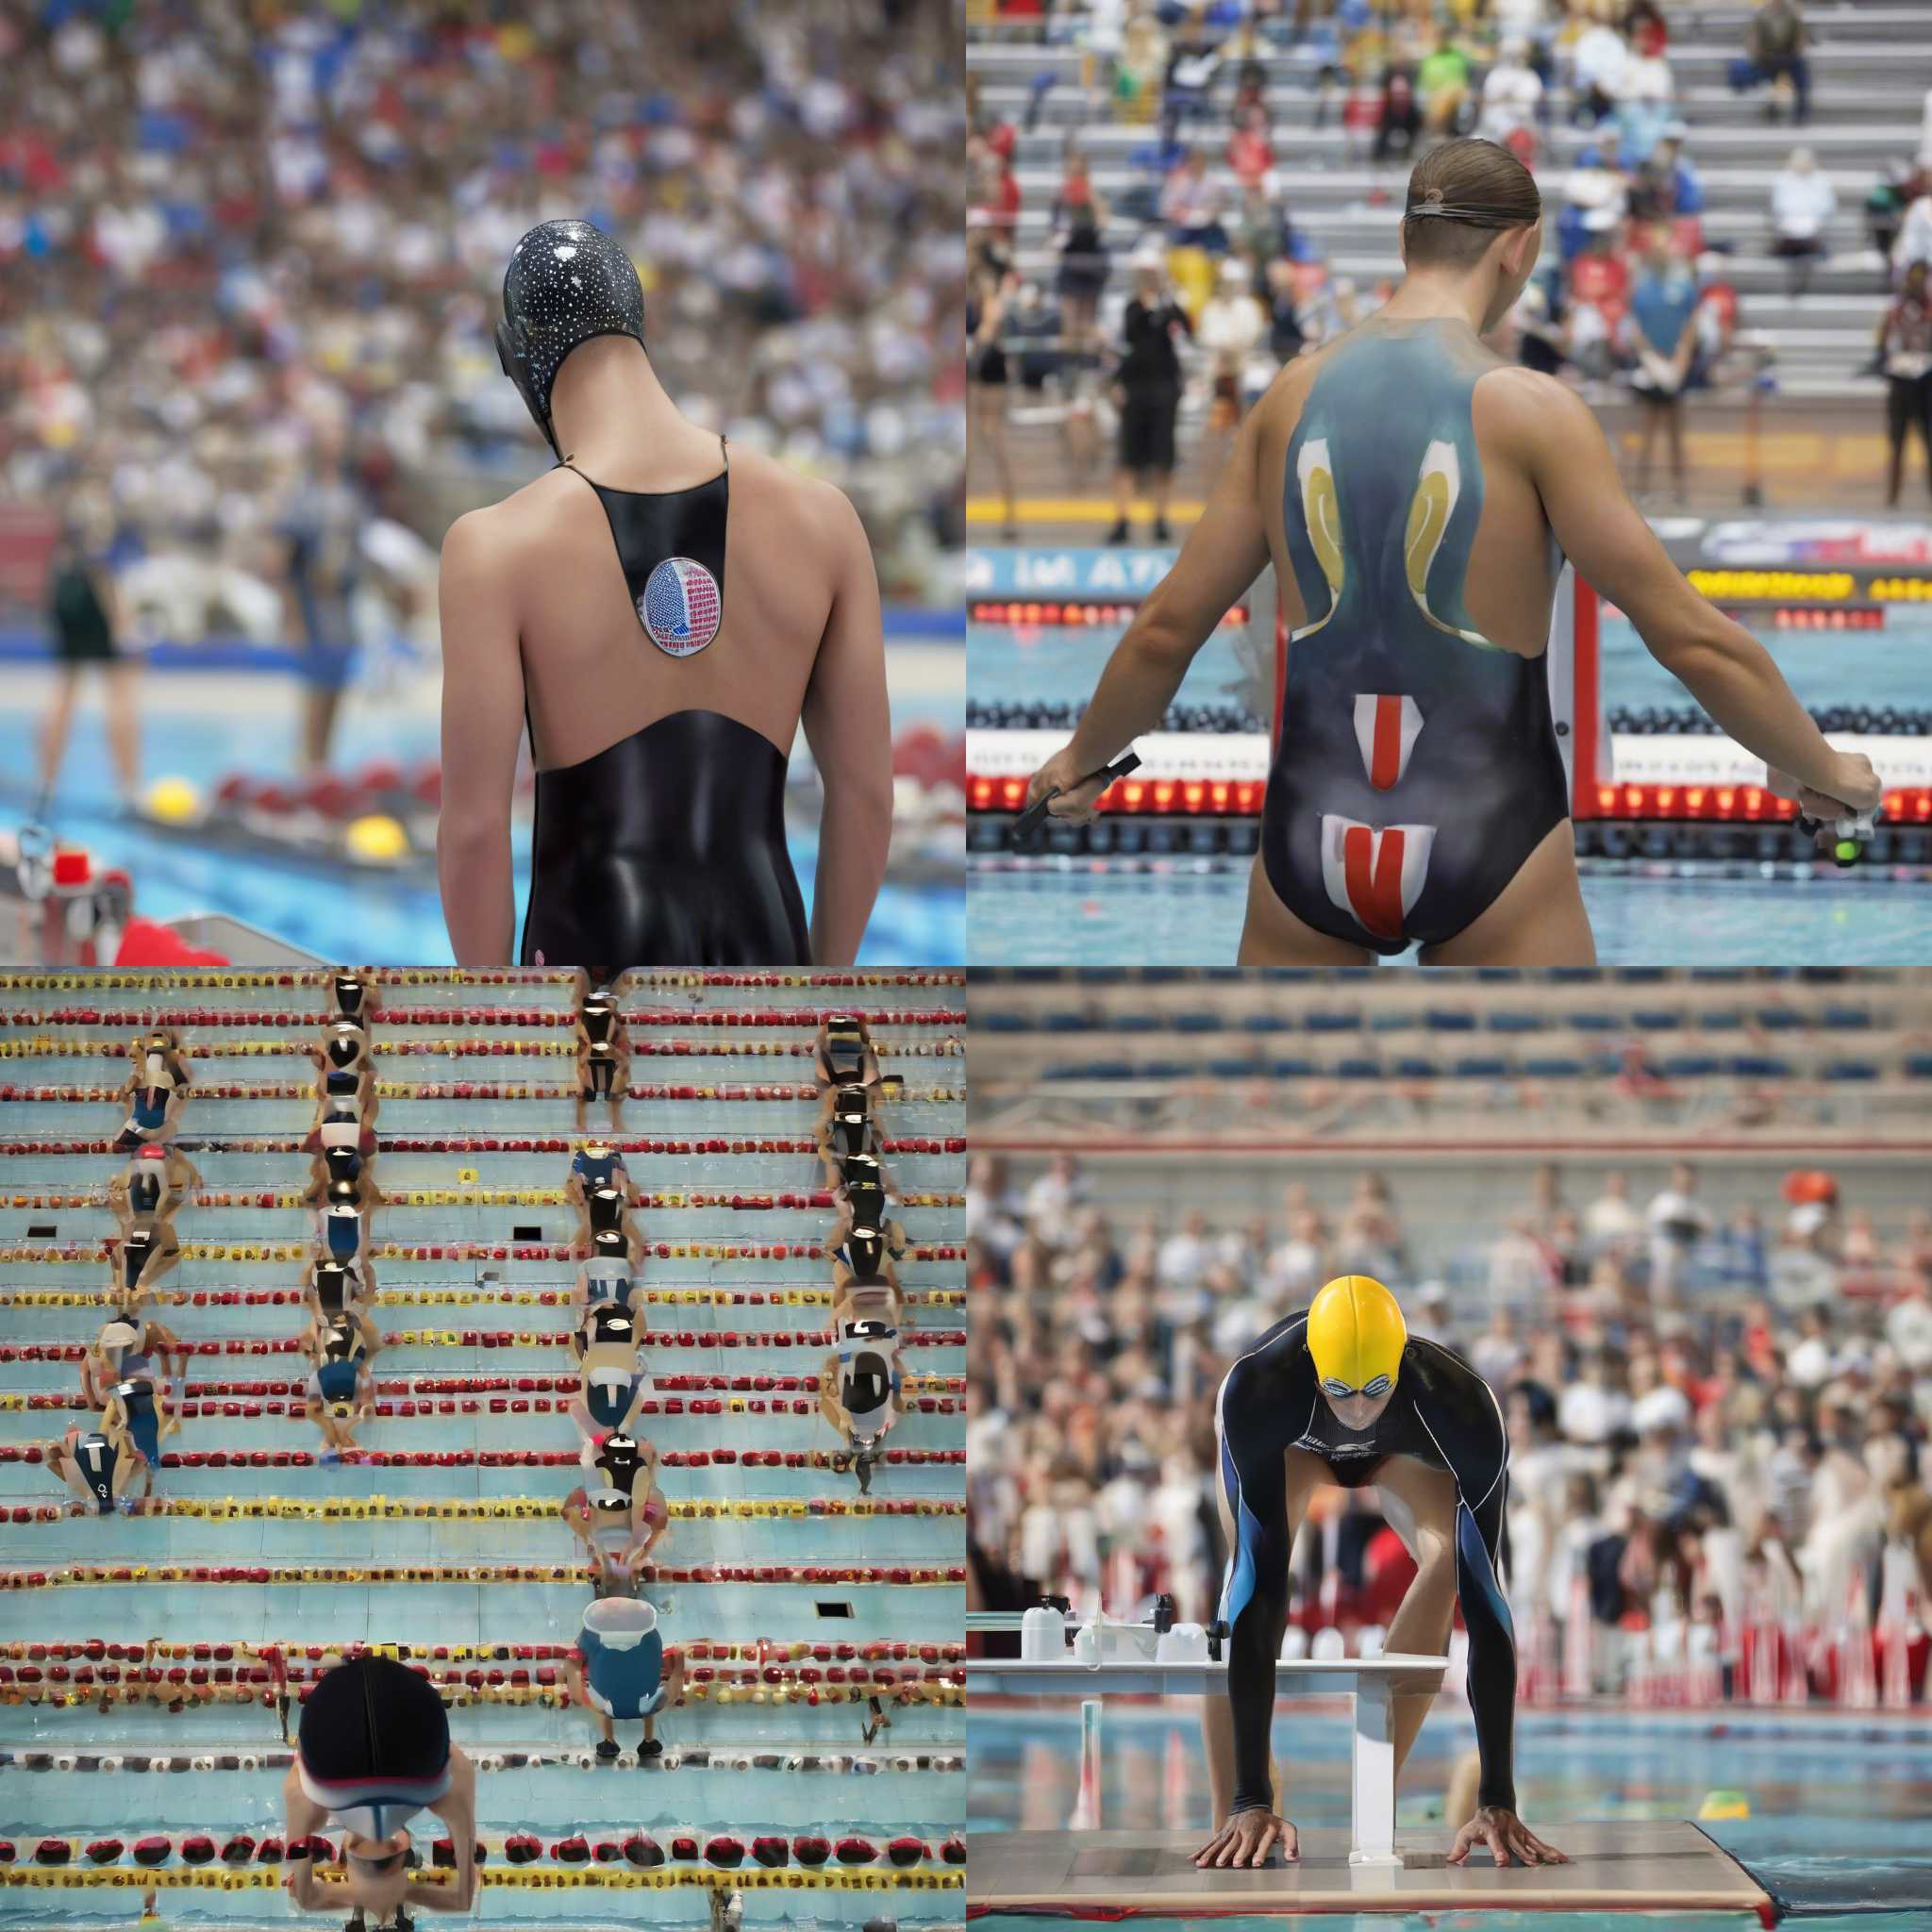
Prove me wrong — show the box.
[970,0,1932,507]
[2,0,965,658]
[967,1149,1932,1693]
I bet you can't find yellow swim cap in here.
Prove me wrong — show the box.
[1307,1274,1407,1396]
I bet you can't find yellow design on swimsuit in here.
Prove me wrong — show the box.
[1291,437,1344,642]
[1404,440,1501,651]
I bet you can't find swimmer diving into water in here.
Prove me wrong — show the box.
[1202,1274,1562,1872]
[438,218,894,972]
[1025,140,1884,966]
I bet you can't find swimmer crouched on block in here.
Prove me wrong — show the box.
[280,1655,477,1917]
[1027,139,1883,967]
[1200,1274,1565,1872]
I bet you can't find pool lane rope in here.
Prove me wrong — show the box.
[1,1037,965,1060]
[0,1561,967,1590]
[0,1190,966,1216]
[3,1495,967,1523]
[2,1285,968,1308]
[1,1134,967,1157]
[0,968,963,991]
[0,1080,967,1104]
[2,1325,966,1357]
[2,1743,964,1774]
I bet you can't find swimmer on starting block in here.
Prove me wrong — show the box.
[46,1422,153,1514]
[1026,139,1885,967]
[280,1654,477,1917]
[1199,1274,1566,1872]
[114,1029,190,1151]
[564,1598,687,1760]
[562,1428,669,1592]
[816,1014,881,1092]
[574,983,630,1133]
[108,1143,200,1231]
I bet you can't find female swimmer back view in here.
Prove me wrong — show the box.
[439,219,894,972]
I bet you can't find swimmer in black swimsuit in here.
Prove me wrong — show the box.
[46,1424,151,1514]
[814,1015,879,1092]
[829,1222,906,1301]
[562,1428,669,1590]
[115,1031,190,1150]
[830,1160,908,1274]
[815,1082,882,1184]
[439,217,891,972]
[328,968,376,1025]
[1199,1275,1564,1873]
[1025,140,1883,966]
[304,1324,375,1462]
[108,1144,200,1231]
[303,1257,379,1344]
[574,982,630,1132]
[109,1217,180,1302]
[282,1655,478,1919]
[84,1310,186,1407]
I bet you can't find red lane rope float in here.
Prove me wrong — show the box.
[0,1562,968,1590]
[0,1020,961,1051]
[0,1241,968,1268]
[0,1081,965,1105]
[0,1825,967,1878]
[5,1392,965,1420]
[3,1659,963,1695]
[4,1638,965,1666]
[0,1328,966,1361]
[2,1290,967,1311]
[0,1190,966,1213]
[1,1743,963,1774]
[2,1002,964,1034]
[0,1136,967,1158]
[0,968,962,994]
[0,1038,967,1062]
[3,1495,966,1523]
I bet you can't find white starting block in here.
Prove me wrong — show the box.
[965,1651,1449,1868]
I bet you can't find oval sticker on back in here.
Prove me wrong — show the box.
[640,556,721,658]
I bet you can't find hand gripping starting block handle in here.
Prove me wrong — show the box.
[965,1655,1449,1868]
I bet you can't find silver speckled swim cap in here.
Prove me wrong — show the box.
[496,219,647,455]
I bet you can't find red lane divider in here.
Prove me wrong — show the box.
[1,1328,965,1363]
[0,1562,968,1589]
[0,1137,967,1157]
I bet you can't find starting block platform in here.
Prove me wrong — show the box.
[966,1820,1774,1919]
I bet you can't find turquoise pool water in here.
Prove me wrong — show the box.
[966,861,1930,966]
[970,1704,1932,1929]
[3,637,965,965]
[967,604,1932,966]
[0,974,966,1926]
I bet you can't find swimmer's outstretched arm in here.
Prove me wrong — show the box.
[1507,372,1883,820]
[1029,408,1272,823]
[437,508,525,964]
[798,488,893,965]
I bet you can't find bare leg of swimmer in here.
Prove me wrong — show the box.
[1237,858,1377,967]
[37,669,81,800]
[1203,1445,1325,1825]
[1418,820,1596,968]
[104,660,141,806]
[1370,1457,1459,1777]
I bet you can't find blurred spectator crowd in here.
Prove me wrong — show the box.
[0,0,965,640]
[968,1149,1932,1696]
[970,0,1932,502]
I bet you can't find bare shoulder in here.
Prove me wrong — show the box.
[440,498,522,575]
[1474,364,1596,447]
[736,445,867,546]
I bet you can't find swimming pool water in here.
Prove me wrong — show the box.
[969,606,1932,721]
[970,1705,1932,1930]
[966,861,1932,967]
[3,652,965,965]
[0,974,967,1926]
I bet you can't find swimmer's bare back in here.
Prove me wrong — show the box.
[439,422,891,969]
[1032,313,1880,968]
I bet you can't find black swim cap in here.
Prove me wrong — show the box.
[497,220,646,455]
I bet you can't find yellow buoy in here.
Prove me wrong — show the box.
[344,813,408,862]
[144,775,202,824]
[1698,1790,1750,1821]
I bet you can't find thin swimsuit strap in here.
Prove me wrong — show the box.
[557,433,728,489]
